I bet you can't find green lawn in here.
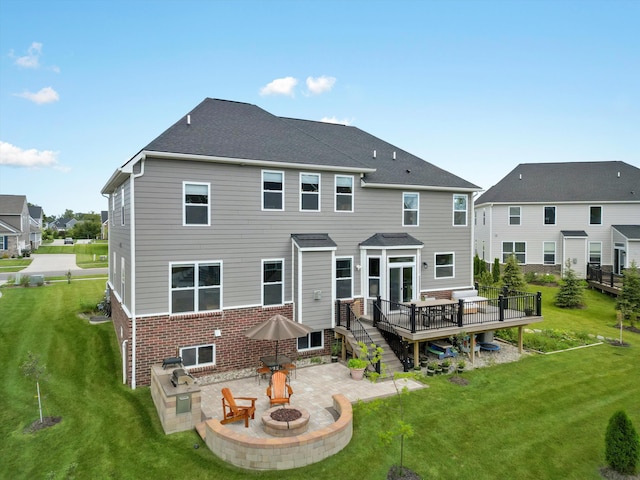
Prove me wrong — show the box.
[1,281,638,479]
[0,258,32,272]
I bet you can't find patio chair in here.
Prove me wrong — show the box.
[281,356,297,379]
[266,371,293,407]
[220,387,257,428]
[256,364,271,384]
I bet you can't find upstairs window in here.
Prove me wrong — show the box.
[184,182,210,225]
[589,206,602,225]
[335,175,353,212]
[121,187,125,226]
[453,194,467,226]
[403,193,419,226]
[300,173,320,211]
[544,206,556,225]
[543,242,556,265]
[263,260,283,306]
[509,206,521,225]
[171,262,221,313]
[262,171,284,210]
[502,241,526,263]
[336,258,353,299]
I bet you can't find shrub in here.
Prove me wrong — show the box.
[605,410,640,475]
[492,258,501,283]
[502,254,526,294]
[555,260,585,308]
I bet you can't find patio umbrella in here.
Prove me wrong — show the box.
[244,314,313,359]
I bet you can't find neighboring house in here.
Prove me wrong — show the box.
[0,194,31,256]
[48,217,77,235]
[28,205,43,250]
[474,161,640,278]
[101,210,109,240]
[101,98,481,388]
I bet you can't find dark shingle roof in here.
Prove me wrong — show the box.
[475,161,640,205]
[291,233,337,249]
[561,230,588,237]
[28,205,42,218]
[613,225,640,240]
[360,233,424,247]
[0,194,27,214]
[142,98,478,190]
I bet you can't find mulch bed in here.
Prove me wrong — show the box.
[448,376,470,386]
[387,465,422,479]
[600,466,640,480]
[24,416,62,433]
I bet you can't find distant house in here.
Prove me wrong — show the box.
[0,195,31,256]
[101,210,109,239]
[474,161,640,278]
[28,205,43,250]
[48,217,77,235]
[101,98,486,388]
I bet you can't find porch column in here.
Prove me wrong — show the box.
[413,341,420,370]
[518,326,523,353]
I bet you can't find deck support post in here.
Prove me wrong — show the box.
[413,341,420,370]
[518,326,524,353]
[470,334,477,365]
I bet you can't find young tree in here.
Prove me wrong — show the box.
[616,261,640,322]
[20,351,48,423]
[492,258,501,284]
[555,260,585,308]
[605,410,640,475]
[502,254,526,294]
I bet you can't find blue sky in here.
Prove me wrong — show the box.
[1,0,638,218]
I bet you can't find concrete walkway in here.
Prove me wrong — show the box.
[199,362,426,438]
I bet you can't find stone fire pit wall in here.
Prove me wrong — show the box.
[204,394,353,470]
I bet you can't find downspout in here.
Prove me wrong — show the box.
[121,339,128,384]
[129,157,145,389]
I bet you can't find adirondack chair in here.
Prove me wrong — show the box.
[266,371,293,407]
[220,387,257,428]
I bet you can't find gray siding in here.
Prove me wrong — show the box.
[109,178,132,312]
[299,250,333,330]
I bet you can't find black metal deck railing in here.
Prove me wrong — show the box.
[587,263,623,289]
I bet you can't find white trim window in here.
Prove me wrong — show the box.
[262,170,284,211]
[171,262,222,313]
[181,344,215,368]
[1,235,8,250]
[367,257,381,298]
[183,182,210,226]
[300,173,320,211]
[336,257,353,299]
[403,192,419,226]
[120,187,125,226]
[589,205,603,225]
[435,252,454,278]
[453,194,467,226]
[543,241,556,265]
[589,242,602,265]
[544,206,556,225]
[263,259,284,306]
[509,206,521,226]
[297,331,323,351]
[502,241,526,263]
[335,175,353,212]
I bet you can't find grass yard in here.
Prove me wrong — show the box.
[0,258,32,272]
[1,281,638,479]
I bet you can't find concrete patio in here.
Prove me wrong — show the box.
[199,361,426,438]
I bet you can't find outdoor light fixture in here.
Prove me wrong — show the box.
[423,262,428,269]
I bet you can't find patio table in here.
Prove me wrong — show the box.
[260,355,291,371]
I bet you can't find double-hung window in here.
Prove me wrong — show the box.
[435,253,454,278]
[453,194,467,226]
[502,242,526,263]
[368,257,381,297]
[589,206,602,225]
[544,206,556,225]
[180,344,215,368]
[184,182,210,225]
[589,242,602,265]
[300,173,320,211]
[263,260,283,306]
[0,236,7,250]
[403,193,419,226]
[336,258,353,299]
[121,187,125,226]
[171,262,222,313]
[335,175,353,212]
[509,206,521,225]
[262,171,284,210]
[297,331,323,351]
[543,242,556,265]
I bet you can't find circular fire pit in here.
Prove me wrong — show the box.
[261,406,310,437]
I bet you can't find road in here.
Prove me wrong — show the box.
[0,253,108,284]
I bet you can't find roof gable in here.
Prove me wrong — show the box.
[0,194,28,215]
[613,225,640,240]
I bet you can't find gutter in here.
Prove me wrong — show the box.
[361,181,480,193]
[129,158,145,389]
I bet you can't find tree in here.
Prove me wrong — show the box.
[492,258,501,284]
[555,260,585,308]
[70,219,101,239]
[20,351,48,423]
[502,254,525,294]
[616,261,640,323]
[605,410,640,475]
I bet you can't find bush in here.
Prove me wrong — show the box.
[605,410,640,475]
[502,254,526,294]
[492,258,501,284]
[555,260,585,308]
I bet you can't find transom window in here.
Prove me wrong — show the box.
[544,206,556,225]
[262,171,284,211]
[453,194,467,226]
[589,206,602,225]
[543,242,556,265]
[335,175,353,212]
[509,206,521,225]
[403,193,419,226]
[300,173,320,211]
[435,253,454,278]
[502,242,526,263]
[297,331,323,351]
[180,344,215,368]
[263,260,283,306]
[184,182,210,225]
[589,242,602,264]
[368,257,381,297]
[171,262,221,313]
[336,258,353,299]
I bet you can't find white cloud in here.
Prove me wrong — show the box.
[0,141,68,171]
[260,77,298,96]
[14,86,60,105]
[320,116,354,126]
[306,76,336,95]
[15,42,43,68]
